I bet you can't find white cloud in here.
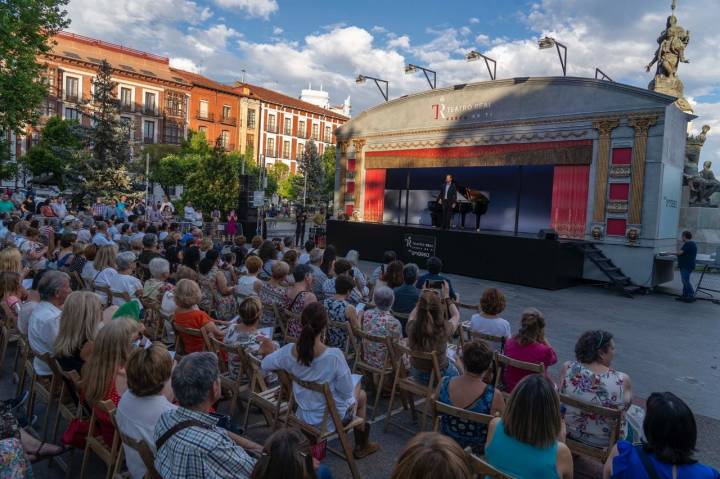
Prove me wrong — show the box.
[186,24,240,54]
[272,26,283,35]
[469,17,480,24]
[169,57,205,73]
[212,0,278,18]
[387,35,411,50]
[475,34,490,46]
[371,25,386,34]
[459,26,471,36]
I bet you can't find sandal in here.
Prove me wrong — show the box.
[31,442,68,462]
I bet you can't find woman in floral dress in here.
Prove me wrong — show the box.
[257,261,289,328]
[283,264,317,340]
[360,286,401,368]
[321,274,359,349]
[559,330,632,447]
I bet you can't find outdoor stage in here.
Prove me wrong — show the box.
[327,220,585,290]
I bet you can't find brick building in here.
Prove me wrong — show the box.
[234,83,348,173]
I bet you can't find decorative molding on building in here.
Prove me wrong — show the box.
[591,118,621,224]
[627,115,658,225]
[351,138,366,213]
[607,200,628,214]
[337,140,350,203]
[609,165,631,178]
[626,225,641,245]
[365,129,588,151]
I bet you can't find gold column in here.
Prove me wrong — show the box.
[627,116,658,226]
[337,141,349,214]
[352,138,366,217]
[591,118,620,225]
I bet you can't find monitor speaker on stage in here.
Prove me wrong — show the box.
[537,228,558,240]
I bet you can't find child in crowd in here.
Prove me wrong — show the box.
[224,296,278,383]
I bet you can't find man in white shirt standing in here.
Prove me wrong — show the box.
[51,196,68,219]
[28,271,71,378]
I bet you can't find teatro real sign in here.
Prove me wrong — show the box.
[432,99,493,121]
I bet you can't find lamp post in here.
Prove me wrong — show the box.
[404,64,437,89]
[356,74,389,101]
[465,50,497,80]
[538,36,567,76]
[595,67,613,82]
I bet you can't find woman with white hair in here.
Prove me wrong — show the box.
[92,244,119,305]
[345,249,368,293]
[144,257,172,302]
[361,286,402,369]
[109,251,143,306]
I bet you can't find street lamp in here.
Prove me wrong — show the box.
[465,50,497,80]
[356,74,389,102]
[538,36,567,76]
[404,63,437,89]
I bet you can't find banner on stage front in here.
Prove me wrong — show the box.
[402,233,436,266]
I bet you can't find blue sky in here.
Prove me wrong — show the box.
[65,0,720,162]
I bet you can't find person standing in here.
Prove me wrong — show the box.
[439,174,457,230]
[226,210,238,240]
[294,206,307,246]
[667,230,698,302]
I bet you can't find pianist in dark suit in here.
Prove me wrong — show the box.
[439,174,457,229]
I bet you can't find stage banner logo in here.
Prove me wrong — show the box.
[402,234,436,266]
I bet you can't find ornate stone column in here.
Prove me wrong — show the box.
[336,141,349,215]
[590,118,620,239]
[626,115,657,242]
[352,138,366,219]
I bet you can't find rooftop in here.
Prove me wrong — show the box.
[235,82,349,120]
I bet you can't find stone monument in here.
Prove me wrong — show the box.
[646,0,692,112]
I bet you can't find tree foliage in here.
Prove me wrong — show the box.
[298,141,325,206]
[21,116,86,189]
[0,0,70,178]
[322,145,336,203]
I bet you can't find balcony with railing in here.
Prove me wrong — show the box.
[266,125,278,134]
[143,105,160,116]
[265,148,276,158]
[58,89,87,104]
[196,111,215,121]
[283,127,292,136]
[164,106,184,118]
[120,102,134,113]
[219,115,237,126]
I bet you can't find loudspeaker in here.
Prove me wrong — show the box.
[238,174,258,223]
[537,228,558,240]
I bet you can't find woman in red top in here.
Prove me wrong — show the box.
[503,307,557,392]
[81,317,139,445]
[173,278,226,353]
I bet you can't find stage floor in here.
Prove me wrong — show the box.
[327,220,585,290]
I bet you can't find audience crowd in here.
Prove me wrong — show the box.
[0,195,716,479]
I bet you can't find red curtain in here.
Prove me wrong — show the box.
[363,169,386,223]
[551,165,590,239]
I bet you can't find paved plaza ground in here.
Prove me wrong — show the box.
[8,229,719,478]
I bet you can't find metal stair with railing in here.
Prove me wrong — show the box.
[577,242,644,297]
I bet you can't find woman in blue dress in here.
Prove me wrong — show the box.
[603,391,720,479]
[437,341,505,454]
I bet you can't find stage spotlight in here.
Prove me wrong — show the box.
[404,63,436,89]
[465,50,497,80]
[355,74,366,84]
[355,74,389,101]
[538,36,567,76]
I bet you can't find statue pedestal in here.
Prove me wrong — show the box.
[649,75,692,113]
[678,205,720,253]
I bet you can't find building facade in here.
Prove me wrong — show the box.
[234,83,348,173]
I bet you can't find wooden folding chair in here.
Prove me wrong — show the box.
[384,343,442,433]
[30,352,63,441]
[328,319,356,366]
[431,399,494,447]
[92,283,114,307]
[139,295,164,341]
[279,307,301,343]
[0,321,10,376]
[468,452,514,479]
[458,323,506,353]
[277,370,364,479]
[49,367,87,477]
[241,351,287,431]
[108,404,161,479]
[171,319,207,359]
[352,328,396,421]
[494,353,545,396]
[80,399,124,479]
[260,301,281,337]
[559,393,622,463]
[207,336,250,417]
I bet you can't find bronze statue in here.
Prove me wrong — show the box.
[688,161,720,206]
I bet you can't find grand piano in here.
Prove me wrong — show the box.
[428,187,489,230]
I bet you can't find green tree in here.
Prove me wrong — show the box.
[0,0,69,178]
[21,116,86,189]
[322,145,336,203]
[298,141,325,206]
[182,149,242,217]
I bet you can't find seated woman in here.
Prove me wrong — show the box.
[283,264,317,341]
[406,287,460,385]
[485,375,573,479]
[321,274,359,349]
[383,260,405,289]
[173,278,225,354]
[116,343,177,479]
[437,341,505,455]
[503,308,557,392]
[53,291,102,373]
[470,288,511,351]
[603,392,720,479]
[225,296,278,382]
[257,261,289,328]
[198,249,238,321]
[109,251,143,306]
[262,302,379,458]
[80,244,99,285]
[144,257,173,302]
[0,271,23,324]
[81,317,139,447]
[19,227,47,272]
[361,286,402,369]
[236,256,262,297]
[390,432,474,479]
[250,428,333,479]
[91,244,119,305]
[560,330,633,448]
[257,240,279,281]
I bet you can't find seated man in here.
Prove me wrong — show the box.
[154,352,261,478]
[392,263,421,315]
[415,256,458,301]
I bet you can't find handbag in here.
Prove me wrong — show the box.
[310,439,327,461]
[62,418,90,449]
